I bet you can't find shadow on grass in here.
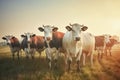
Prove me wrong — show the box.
[0,56,65,80]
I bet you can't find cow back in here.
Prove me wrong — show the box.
[10,37,20,48]
[95,36,104,47]
[33,36,45,49]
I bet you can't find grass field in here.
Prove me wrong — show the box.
[0,44,120,80]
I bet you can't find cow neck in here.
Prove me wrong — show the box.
[46,40,51,54]
[28,43,31,50]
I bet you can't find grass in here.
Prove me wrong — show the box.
[0,45,120,80]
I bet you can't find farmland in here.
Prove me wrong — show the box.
[0,44,120,80]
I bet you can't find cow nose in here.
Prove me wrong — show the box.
[46,37,51,41]
[7,43,9,45]
[75,37,80,41]
[27,41,31,43]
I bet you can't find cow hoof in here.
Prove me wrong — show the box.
[67,67,71,72]
[49,67,52,71]
[26,56,29,59]
[77,68,80,72]
[54,65,57,70]
[32,56,34,59]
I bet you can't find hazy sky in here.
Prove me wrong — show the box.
[0,0,120,42]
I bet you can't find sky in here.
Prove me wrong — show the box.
[0,0,120,42]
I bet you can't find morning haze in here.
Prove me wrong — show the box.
[0,0,120,42]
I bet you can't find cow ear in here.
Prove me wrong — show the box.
[66,26,72,31]
[21,35,25,38]
[12,36,15,39]
[109,35,112,38]
[52,27,58,32]
[81,26,88,31]
[2,37,6,40]
[43,36,45,39]
[38,27,44,32]
[32,34,36,37]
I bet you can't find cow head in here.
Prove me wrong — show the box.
[38,25,58,42]
[66,23,88,41]
[104,34,111,44]
[2,35,15,45]
[21,33,36,43]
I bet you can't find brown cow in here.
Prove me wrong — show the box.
[21,33,45,59]
[95,35,111,59]
[2,35,21,60]
[105,38,117,56]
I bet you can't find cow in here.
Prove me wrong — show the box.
[95,34,111,59]
[38,25,64,69]
[2,35,21,60]
[105,36,117,56]
[32,35,45,57]
[62,23,95,71]
[21,33,45,59]
[21,33,36,59]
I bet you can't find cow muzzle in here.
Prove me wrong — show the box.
[7,43,10,45]
[46,37,51,41]
[75,37,80,41]
[27,41,31,43]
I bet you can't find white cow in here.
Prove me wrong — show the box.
[63,23,95,71]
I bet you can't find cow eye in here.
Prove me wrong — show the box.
[72,29,75,32]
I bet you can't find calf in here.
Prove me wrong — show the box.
[2,35,21,60]
[38,25,64,69]
[63,23,95,71]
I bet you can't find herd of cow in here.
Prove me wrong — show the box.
[2,23,117,71]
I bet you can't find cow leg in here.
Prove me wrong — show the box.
[76,50,82,72]
[25,48,29,59]
[31,49,35,59]
[105,48,107,56]
[37,49,42,58]
[45,48,52,70]
[12,52,15,60]
[66,50,72,72]
[97,49,100,60]
[17,51,20,60]
[77,60,80,72]
[67,59,71,71]
[83,53,86,66]
[54,50,59,69]
[39,51,41,58]
[109,48,112,56]
[54,59,57,69]
[98,52,100,59]
[90,53,93,66]
[31,54,34,59]
[101,52,103,59]
[110,52,112,56]
[26,52,29,59]
[64,53,68,72]
[47,58,52,70]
